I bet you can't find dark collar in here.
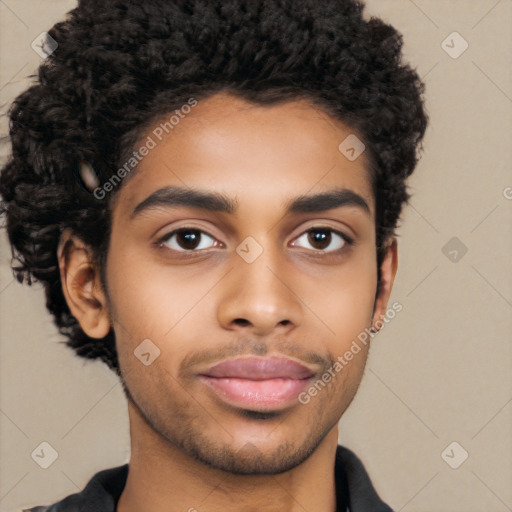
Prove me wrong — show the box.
[26,445,393,512]
[336,446,394,512]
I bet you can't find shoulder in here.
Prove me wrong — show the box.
[336,445,394,512]
[22,464,128,512]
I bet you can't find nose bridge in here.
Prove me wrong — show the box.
[216,237,303,335]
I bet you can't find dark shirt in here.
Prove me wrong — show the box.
[23,445,393,512]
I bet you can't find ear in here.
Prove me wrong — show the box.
[372,238,398,330]
[57,228,111,338]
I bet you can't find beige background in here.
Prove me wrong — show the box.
[1,1,511,511]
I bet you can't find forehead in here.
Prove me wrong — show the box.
[115,92,374,217]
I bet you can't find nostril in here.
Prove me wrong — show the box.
[233,318,251,326]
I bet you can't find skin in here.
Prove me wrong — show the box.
[58,92,398,512]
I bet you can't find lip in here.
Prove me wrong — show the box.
[198,357,315,411]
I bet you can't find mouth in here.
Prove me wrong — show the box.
[198,356,315,411]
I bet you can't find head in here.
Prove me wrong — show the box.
[0,0,426,475]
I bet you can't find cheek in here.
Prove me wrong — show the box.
[296,252,377,352]
[107,245,183,330]
[105,245,220,360]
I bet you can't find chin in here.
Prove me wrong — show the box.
[180,429,326,475]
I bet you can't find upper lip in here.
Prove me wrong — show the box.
[199,356,315,380]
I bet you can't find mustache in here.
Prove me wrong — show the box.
[179,337,334,375]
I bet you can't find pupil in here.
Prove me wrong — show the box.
[308,230,330,250]
[177,229,200,249]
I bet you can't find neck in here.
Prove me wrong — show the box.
[117,401,340,512]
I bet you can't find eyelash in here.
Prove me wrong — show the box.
[155,227,354,256]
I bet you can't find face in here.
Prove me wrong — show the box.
[70,92,396,475]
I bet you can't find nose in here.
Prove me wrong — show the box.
[216,246,303,337]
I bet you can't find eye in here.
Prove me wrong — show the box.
[292,228,351,252]
[159,228,218,251]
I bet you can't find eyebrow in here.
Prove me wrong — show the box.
[131,185,370,218]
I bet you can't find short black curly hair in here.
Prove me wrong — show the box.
[0,0,427,374]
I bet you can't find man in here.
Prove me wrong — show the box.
[0,0,427,510]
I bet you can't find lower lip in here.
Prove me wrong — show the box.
[199,376,312,410]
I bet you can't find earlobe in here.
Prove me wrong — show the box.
[372,238,398,331]
[57,229,111,339]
